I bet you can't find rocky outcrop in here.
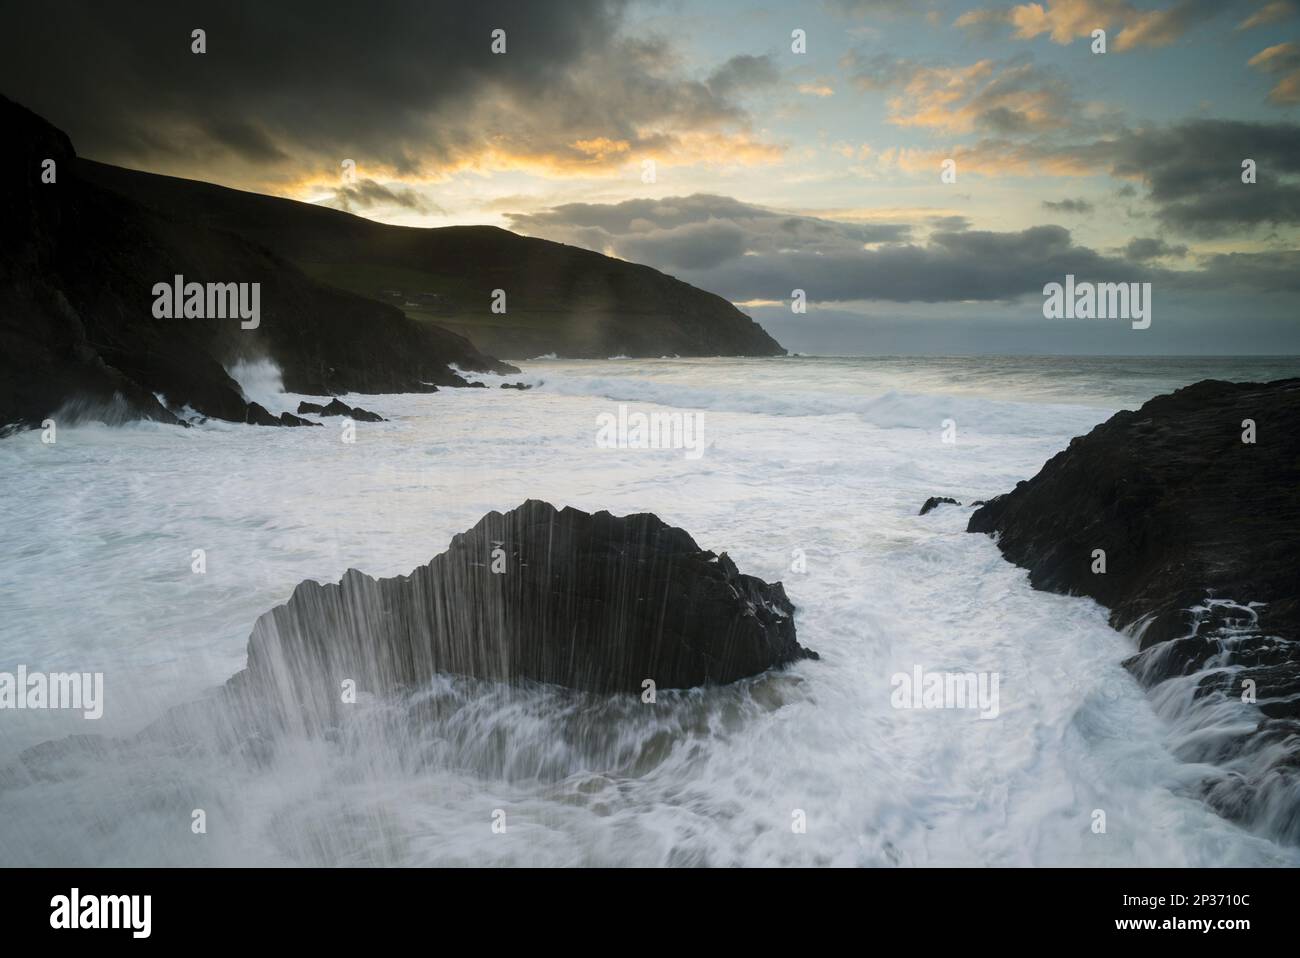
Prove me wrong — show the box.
[246,402,320,427]
[297,399,385,421]
[968,378,1300,841]
[0,95,515,433]
[226,500,817,728]
[968,379,1299,646]
[919,496,961,515]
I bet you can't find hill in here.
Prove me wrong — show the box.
[0,95,513,430]
[76,160,787,361]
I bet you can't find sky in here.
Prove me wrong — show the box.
[2,0,1298,354]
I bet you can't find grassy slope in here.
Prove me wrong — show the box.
[76,160,786,360]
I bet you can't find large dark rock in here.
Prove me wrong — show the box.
[0,95,515,433]
[227,501,817,727]
[968,379,1299,647]
[968,378,1300,840]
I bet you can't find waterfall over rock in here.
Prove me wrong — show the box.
[227,500,817,730]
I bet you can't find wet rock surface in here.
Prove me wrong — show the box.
[296,399,385,421]
[968,378,1300,840]
[227,500,818,728]
[245,402,319,427]
[919,496,961,515]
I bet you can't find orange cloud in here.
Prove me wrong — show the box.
[1249,42,1300,104]
[880,59,1073,135]
[955,0,1222,51]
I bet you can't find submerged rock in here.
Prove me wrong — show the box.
[968,378,1300,841]
[296,399,385,421]
[501,382,532,390]
[228,500,817,726]
[918,496,961,515]
[244,402,318,427]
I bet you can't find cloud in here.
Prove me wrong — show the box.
[508,193,1299,304]
[1182,249,1300,291]
[955,0,1235,51]
[706,54,781,97]
[928,215,973,230]
[508,196,1131,302]
[1043,197,1095,213]
[827,0,927,15]
[1122,237,1188,260]
[506,194,911,270]
[842,52,1078,135]
[1105,119,1300,235]
[324,178,444,216]
[880,117,1300,238]
[1249,42,1300,104]
[1238,0,1297,30]
[0,0,784,192]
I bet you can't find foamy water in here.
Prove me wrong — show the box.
[2,356,1298,866]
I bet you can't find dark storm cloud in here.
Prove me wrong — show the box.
[1043,198,1094,214]
[1106,119,1300,237]
[1179,249,1300,292]
[507,194,911,271]
[1122,237,1188,260]
[509,195,1300,303]
[952,118,1300,237]
[0,0,777,185]
[619,221,750,270]
[512,197,1144,302]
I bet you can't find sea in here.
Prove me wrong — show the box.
[1,355,1298,866]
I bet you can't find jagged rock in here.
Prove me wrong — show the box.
[968,379,1299,647]
[228,500,818,726]
[298,398,385,421]
[919,496,961,515]
[243,402,317,427]
[279,411,319,427]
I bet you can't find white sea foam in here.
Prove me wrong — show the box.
[226,357,287,413]
[1,355,1298,866]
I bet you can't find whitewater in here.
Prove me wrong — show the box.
[2,355,1299,867]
